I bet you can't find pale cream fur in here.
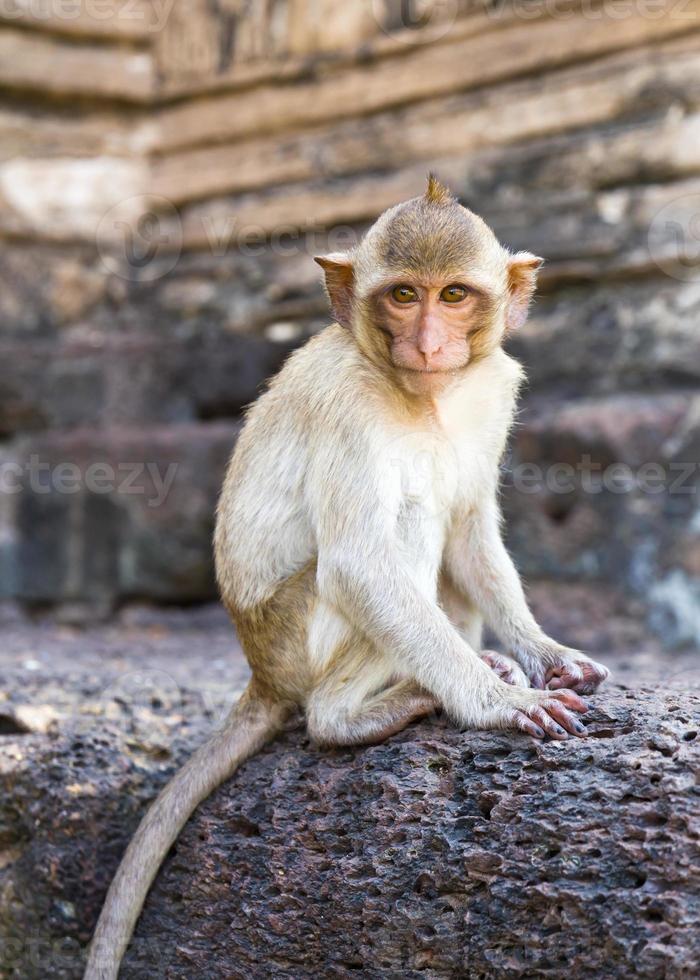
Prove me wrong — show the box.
[215,324,604,740]
[84,180,609,980]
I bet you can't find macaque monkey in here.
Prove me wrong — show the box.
[85,176,609,979]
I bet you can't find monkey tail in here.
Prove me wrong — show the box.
[83,685,286,980]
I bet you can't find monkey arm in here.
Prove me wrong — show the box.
[445,500,552,676]
[309,449,526,728]
[444,501,609,692]
[315,531,589,732]
[316,538,510,729]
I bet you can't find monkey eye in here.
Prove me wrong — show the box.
[440,284,469,303]
[391,284,418,304]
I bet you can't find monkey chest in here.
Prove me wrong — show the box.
[385,423,492,514]
[386,433,457,575]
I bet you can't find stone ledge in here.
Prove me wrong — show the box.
[1,676,698,979]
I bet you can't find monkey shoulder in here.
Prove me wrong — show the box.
[265,325,383,428]
[472,350,524,425]
[486,348,526,396]
[230,326,382,505]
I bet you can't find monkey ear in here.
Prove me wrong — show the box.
[314,253,355,329]
[505,252,543,333]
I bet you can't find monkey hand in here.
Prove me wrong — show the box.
[528,646,610,694]
[499,686,589,741]
[479,650,530,688]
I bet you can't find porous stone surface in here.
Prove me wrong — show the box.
[0,627,698,980]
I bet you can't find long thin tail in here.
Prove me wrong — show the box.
[84,685,285,980]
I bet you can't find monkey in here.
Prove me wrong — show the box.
[84,176,609,979]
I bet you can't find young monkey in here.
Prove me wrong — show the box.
[85,176,609,979]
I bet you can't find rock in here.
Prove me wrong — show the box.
[3,423,240,608]
[0,329,297,436]
[0,702,58,734]
[0,680,698,979]
[509,276,700,396]
[502,392,700,647]
[154,42,700,204]
[517,393,692,469]
[0,28,154,103]
[0,668,215,980]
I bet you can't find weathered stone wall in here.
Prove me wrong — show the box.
[0,1,699,643]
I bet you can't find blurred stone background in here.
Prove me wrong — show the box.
[0,0,699,648]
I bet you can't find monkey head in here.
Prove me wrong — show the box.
[315,175,542,394]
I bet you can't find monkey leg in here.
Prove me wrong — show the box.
[306,640,438,748]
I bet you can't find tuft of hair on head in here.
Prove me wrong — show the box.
[424,173,455,206]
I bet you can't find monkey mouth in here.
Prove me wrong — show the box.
[398,363,464,375]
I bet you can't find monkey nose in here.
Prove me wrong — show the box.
[418,341,443,367]
[416,321,445,364]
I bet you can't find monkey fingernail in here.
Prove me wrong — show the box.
[574,721,586,734]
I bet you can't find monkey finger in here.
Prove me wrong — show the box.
[481,652,526,688]
[542,700,587,737]
[512,711,545,739]
[555,676,596,695]
[547,671,599,694]
[547,673,577,691]
[545,663,582,688]
[546,660,609,694]
[545,688,589,713]
[577,661,610,692]
[529,706,568,740]
[499,665,527,687]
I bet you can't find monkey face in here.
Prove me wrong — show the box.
[315,176,542,393]
[369,279,482,374]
